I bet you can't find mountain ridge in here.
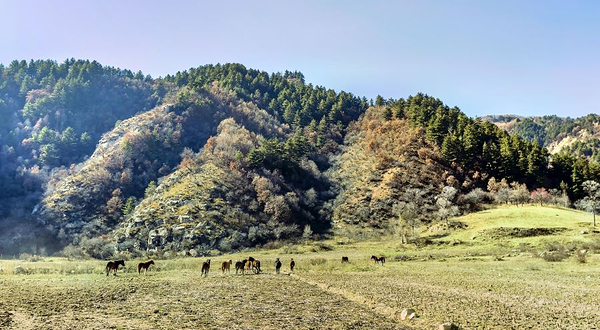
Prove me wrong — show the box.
[480,113,600,160]
[1,59,599,257]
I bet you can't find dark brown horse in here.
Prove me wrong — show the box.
[201,259,211,277]
[341,256,349,263]
[371,255,385,265]
[137,260,154,274]
[235,259,247,274]
[221,260,233,274]
[275,258,282,274]
[106,260,125,276]
[290,258,295,272]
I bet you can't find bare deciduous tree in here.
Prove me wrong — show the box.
[436,186,459,225]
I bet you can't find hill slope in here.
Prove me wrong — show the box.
[2,60,600,256]
[438,205,598,244]
[481,114,600,161]
[331,106,451,236]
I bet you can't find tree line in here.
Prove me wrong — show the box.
[380,93,600,202]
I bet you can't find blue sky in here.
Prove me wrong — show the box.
[2,0,599,117]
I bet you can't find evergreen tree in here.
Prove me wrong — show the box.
[426,107,448,146]
[462,123,483,166]
[382,107,393,121]
[441,133,462,163]
[526,142,548,186]
[482,141,500,176]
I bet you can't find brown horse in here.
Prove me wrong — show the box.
[201,259,211,277]
[235,260,247,274]
[290,258,295,272]
[252,259,261,274]
[275,258,282,274]
[221,260,232,274]
[371,255,385,265]
[137,260,154,274]
[341,256,349,263]
[106,260,125,276]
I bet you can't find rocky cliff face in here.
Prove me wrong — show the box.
[35,87,238,245]
[34,84,324,255]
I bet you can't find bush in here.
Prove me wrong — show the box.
[313,242,334,251]
[79,237,117,259]
[540,250,569,262]
[580,238,600,253]
[28,255,44,262]
[60,245,87,260]
[309,257,327,266]
[544,241,565,252]
[218,239,233,253]
[14,266,30,275]
[575,250,587,264]
[282,245,299,254]
[394,254,416,261]
[262,241,284,250]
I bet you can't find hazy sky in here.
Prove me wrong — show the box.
[2,0,599,117]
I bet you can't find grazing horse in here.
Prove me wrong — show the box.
[137,260,155,275]
[221,260,233,274]
[275,258,282,274]
[235,260,247,274]
[201,259,211,277]
[341,256,349,263]
[371,255,386,265]
[106,260,125,276]
[290,258,295,272]
[252,260,261,274]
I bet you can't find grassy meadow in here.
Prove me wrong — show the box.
[1,205,600,329]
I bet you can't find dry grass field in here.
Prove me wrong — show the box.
[1,206,600,329]
[0,268,405,330]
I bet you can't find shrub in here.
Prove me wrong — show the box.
[309,257,327,266]
[313,242,334,251]
[394,254,413,261]
[544,241,565,252]
[540,250,569,262]
[28,255,44,262]
[79,237,117,259]
[218,239,233,253]
[282,245,299,254]
[262,240,285,250]
[575,250,587,264]
[60,245,87,260]
[19,253,32,261]
[14,266,30,275]
[580,238,600,253]
[302,224,313,240]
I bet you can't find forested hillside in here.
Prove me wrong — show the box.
[482,114,600,162]
[0,59,157,255]
[2,59,600,257]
